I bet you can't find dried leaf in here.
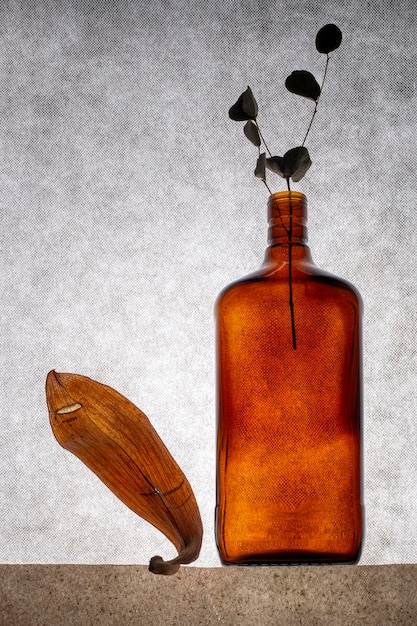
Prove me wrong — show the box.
[266,155,285,178]
[285,70,321,102]
[244,120,261,147]
[315,24,342,54]
[46,371,203,576]
[229,86,258,121]
[254,152,266,179]
[282,146,312,182]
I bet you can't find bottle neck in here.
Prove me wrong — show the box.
[267,191,308,247]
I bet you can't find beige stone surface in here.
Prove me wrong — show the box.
[1,565,416,625]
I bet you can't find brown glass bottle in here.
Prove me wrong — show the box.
[215,191,363,565]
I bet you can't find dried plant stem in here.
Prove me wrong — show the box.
[262,178,273,194]
[302,53,330,147]
[287,179,297,350]
[255,120,273,157]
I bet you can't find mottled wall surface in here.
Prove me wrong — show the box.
[1,0,416,566]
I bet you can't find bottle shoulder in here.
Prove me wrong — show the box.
[216,263,362,310]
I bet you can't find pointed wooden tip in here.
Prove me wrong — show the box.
[46,371,74,410]
[46,371,83,445]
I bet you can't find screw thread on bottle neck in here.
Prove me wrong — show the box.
[267,191,308,246]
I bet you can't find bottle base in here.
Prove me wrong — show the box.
[218,548,362,567]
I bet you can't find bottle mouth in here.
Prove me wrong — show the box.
[267,191,308,244]
[267,191,307,216]
[268,190,306,203]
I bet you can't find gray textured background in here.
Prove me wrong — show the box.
[1,0,416,567]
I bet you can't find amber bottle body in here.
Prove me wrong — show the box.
[215,192,363,565]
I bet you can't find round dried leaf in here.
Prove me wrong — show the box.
[244,121,261,147]
[315,24,342,54]
[282,146,312,182]
[266,156,285,178]
[229,86,258,121]
[254,152,266,179]
[285,70,321,102]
